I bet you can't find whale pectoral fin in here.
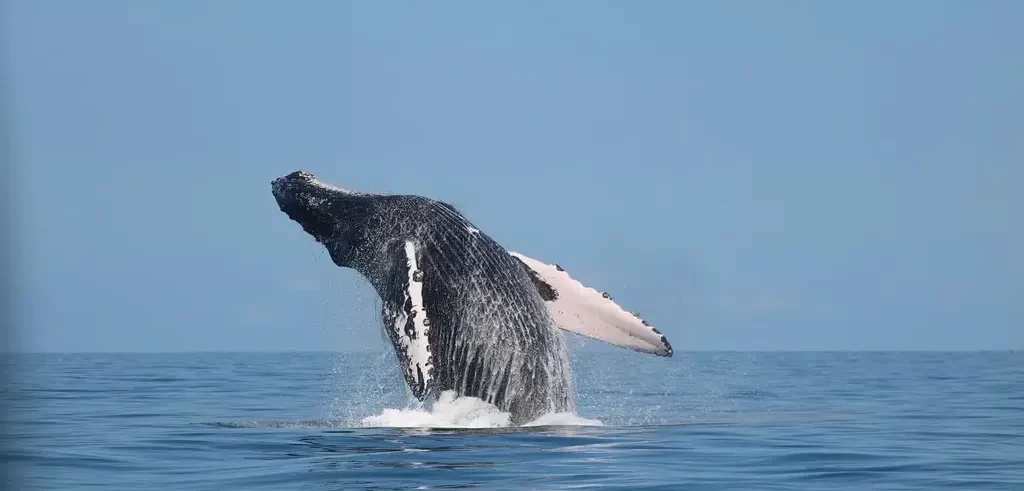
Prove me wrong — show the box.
[381,241,435,400]
[510,252,673,357]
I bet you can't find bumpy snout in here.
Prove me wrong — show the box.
[271,170,317,200]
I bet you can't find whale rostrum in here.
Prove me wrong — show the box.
[271,171,672,424]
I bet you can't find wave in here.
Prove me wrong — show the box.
[360,390,603,428]
[202,391,603,430]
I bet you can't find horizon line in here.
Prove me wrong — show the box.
[3,348,1019,355]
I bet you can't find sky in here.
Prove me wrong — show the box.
[5,1,1022,352]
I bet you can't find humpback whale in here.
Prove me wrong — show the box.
[272,171,672,424]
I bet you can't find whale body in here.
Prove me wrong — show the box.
[271,171,672,424]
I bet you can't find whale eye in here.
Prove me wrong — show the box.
[601,291,611,299]
[555,264,564,272]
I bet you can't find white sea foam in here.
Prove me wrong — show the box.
[359,390,603,428]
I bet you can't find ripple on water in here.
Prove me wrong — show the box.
[9,351,1024,490]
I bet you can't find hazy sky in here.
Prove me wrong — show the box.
[7,1,1022,352]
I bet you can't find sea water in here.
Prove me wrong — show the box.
[6,349,1023,489]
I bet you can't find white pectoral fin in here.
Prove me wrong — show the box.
[510,252,673,357]
[382,241,435,399]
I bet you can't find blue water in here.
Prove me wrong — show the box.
[7,350,1023,489]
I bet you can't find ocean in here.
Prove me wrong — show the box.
[6,349,1023,490]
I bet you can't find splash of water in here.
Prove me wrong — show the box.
[359,390,602,428]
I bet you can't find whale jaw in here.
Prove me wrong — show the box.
[271,171,378,267]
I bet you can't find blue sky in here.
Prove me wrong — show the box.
[7,1,1022,352]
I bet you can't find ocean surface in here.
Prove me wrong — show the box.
[6,349,1023,490]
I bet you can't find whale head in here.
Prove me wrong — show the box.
[271,171,376,268]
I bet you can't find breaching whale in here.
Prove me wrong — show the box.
[271,171,672,424]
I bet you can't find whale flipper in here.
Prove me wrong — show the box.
[381,241,435,399]
[510,252,673,357]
